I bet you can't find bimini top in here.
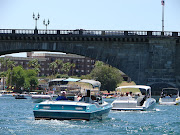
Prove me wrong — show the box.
[79,79,101,88]
[63,78,81,82]
[116,85,151,91]
[49,78,101,88]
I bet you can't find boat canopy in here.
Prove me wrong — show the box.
[116,85,151,91]
[79,79,101,88]
[116,85,152,97]
[49,78,101,88]
[49,78,66,82]
[63,78,81,82]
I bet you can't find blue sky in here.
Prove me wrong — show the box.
[0,0,180,57]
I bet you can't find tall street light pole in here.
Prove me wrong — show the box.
[33,13,40,30]
[43,19,50,33]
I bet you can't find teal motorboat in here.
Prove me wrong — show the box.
[33,79,112,121]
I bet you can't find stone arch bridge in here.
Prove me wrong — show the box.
[0,29,180,95]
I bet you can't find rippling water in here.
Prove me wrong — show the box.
[0,97,179,135]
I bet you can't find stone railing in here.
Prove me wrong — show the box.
[0,29,179,37]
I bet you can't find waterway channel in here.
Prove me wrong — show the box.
[0,96,179,135]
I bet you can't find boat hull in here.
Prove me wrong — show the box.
[112,98,156,111]
[33,101,112,121]
[33,107,111,121]
[159,97,180,105]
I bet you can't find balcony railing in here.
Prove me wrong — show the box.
[0,29,179,37]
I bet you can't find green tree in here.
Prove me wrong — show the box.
[90,62,123,92]
[49,61,57,79]
[71,63,76,76]
[0,58,10,89]
[11,66,25,93]
[7,60,16,90]
[62,62,72,75]
[0,58,9,71]
[29,76,38,91]
[55,59,63,74]
[24,69,38,91]
[95,61,104,67]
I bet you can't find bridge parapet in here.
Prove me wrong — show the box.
[0,29,179,37]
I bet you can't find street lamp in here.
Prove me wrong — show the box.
[33,13,40,30]
[43,19,50,33]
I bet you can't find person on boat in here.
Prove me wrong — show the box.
[129,92,133,97]
[77,94,82,101]
[165,95,171,98]
[139,92,147,106]
[56,92,68,101]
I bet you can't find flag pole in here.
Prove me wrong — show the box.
[162,0,165,32]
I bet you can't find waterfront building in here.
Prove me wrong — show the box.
[0,52,95,77]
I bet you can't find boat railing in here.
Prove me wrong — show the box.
[0,29,180,37]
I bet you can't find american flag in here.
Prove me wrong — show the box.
[161,0,165,5]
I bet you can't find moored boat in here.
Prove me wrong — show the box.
[159,88,180,105]
[33,79,112,120]
[15,94,27,99]
[111,85,156,111]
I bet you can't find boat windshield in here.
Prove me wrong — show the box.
[161,88,179,97]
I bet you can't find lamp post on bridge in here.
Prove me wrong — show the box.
[43,19,50,33]
[33,13,40,30]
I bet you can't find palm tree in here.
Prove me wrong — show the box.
[62,62,72,75]
[0,58,9,71]
[7,60,15,90]
[71,63,76,76]
[0,58,10,90]
[49,62,57,79]
[55,59,63,74]
[28,59,41,73]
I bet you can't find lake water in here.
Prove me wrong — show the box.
[0,97,179,135]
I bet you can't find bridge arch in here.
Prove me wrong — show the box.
[149,83,176,95]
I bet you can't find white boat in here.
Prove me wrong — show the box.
[159,88,180,105]
[111,85,156,111]
[0,90,15,97]
[33,78,112,120]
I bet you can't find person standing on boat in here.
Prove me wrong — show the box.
[56,92,68,100]
[129,92,133,97]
